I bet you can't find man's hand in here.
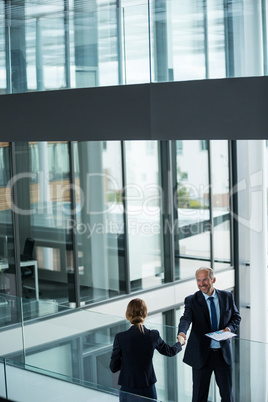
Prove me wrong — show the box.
[223,327,231,332]
[177,332,186,346]
[177,334,186,346]
[178,332,187,340]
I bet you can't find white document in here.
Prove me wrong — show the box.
[205,329,237,341]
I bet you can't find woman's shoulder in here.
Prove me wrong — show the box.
[143,327,160,338]
[114,328,131,339]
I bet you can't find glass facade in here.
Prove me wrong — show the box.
[0,0,267,95]
[0,139,232,306]
[73,141,125,304]
[0,0,249,306]
[175,140,211,280]
[0,142,16,296]
[210,140,231,268]
[174,140,232,280]
[125,141,164,291]
[14,142,72,303]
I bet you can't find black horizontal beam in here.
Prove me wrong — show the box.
[1,76,268,141]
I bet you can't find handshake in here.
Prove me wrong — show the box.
[177,332,186,346]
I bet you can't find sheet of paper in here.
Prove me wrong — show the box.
[205,329,237,341]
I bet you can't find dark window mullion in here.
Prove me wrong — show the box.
[160,140,175,283]
[208,140,214,268]
[68,141,80,307]
[10,142,22,298]
[228,140,234,268]
[121,141,130,294]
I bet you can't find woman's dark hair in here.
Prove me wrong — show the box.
[126,298,147,332]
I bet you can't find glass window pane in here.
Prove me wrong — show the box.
[73,141,125,304]
[26,2,66,91]
[15,141,72,304]
[73,3,99,89]
[125,141,164,291]
[170,1,206,81]
[207,0,226,78]
[98,4,121,86]
[147,312,167,401]
[175,140,211,280]
[121,3,150,84]
[0,143,17,306]
[176,306,216,401]
[176,306,192,401]
[0,1,6,94]
[211,140,231,266]
[178,258,212,280]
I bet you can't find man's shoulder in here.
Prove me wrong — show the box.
[185,291,202,302]
[216,289,233,298]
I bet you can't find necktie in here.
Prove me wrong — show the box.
[208,297,218,332]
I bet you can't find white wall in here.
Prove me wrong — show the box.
[237,140,268,402]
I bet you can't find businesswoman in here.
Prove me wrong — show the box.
[110,298,185,401]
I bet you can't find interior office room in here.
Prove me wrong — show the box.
[0,0,268,401]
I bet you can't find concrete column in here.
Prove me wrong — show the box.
[248,140,267,402]
[237,140,268,401]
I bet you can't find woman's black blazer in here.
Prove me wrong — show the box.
[110,325,182,388]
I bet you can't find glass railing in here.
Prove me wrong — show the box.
[0,356,164,401]
[0,293,72,327]
[0,0,266,95]
[0,294,73,364]
[0,296,267,401]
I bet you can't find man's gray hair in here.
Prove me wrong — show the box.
[195,267,215,280]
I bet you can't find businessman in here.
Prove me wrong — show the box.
[178,267,241,402]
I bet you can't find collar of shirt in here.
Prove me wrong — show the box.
[202,289,216,301]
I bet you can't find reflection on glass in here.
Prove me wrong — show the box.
[141,313,164,401]
[98,4,121,86]
[210,140,231,266]
[176,305,218,401]
[25,1,66,91]
[170,1,206,81]
[73,2,99,89]
[15,142,72,304]
[73,141,125,304]
[175,140,210,280]
[0,1,5,94]
[207,0,226,78]
[122,3,151,84]
[0,143,16,300]
[0,142,16,302]
[0,0,266,93]
[176,306,192,401]
[178,258,211,281]
[147,312,174,402]
[214,261,231,270]
[125,141,164,291]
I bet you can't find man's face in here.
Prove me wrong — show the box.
[196,270,215,296]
